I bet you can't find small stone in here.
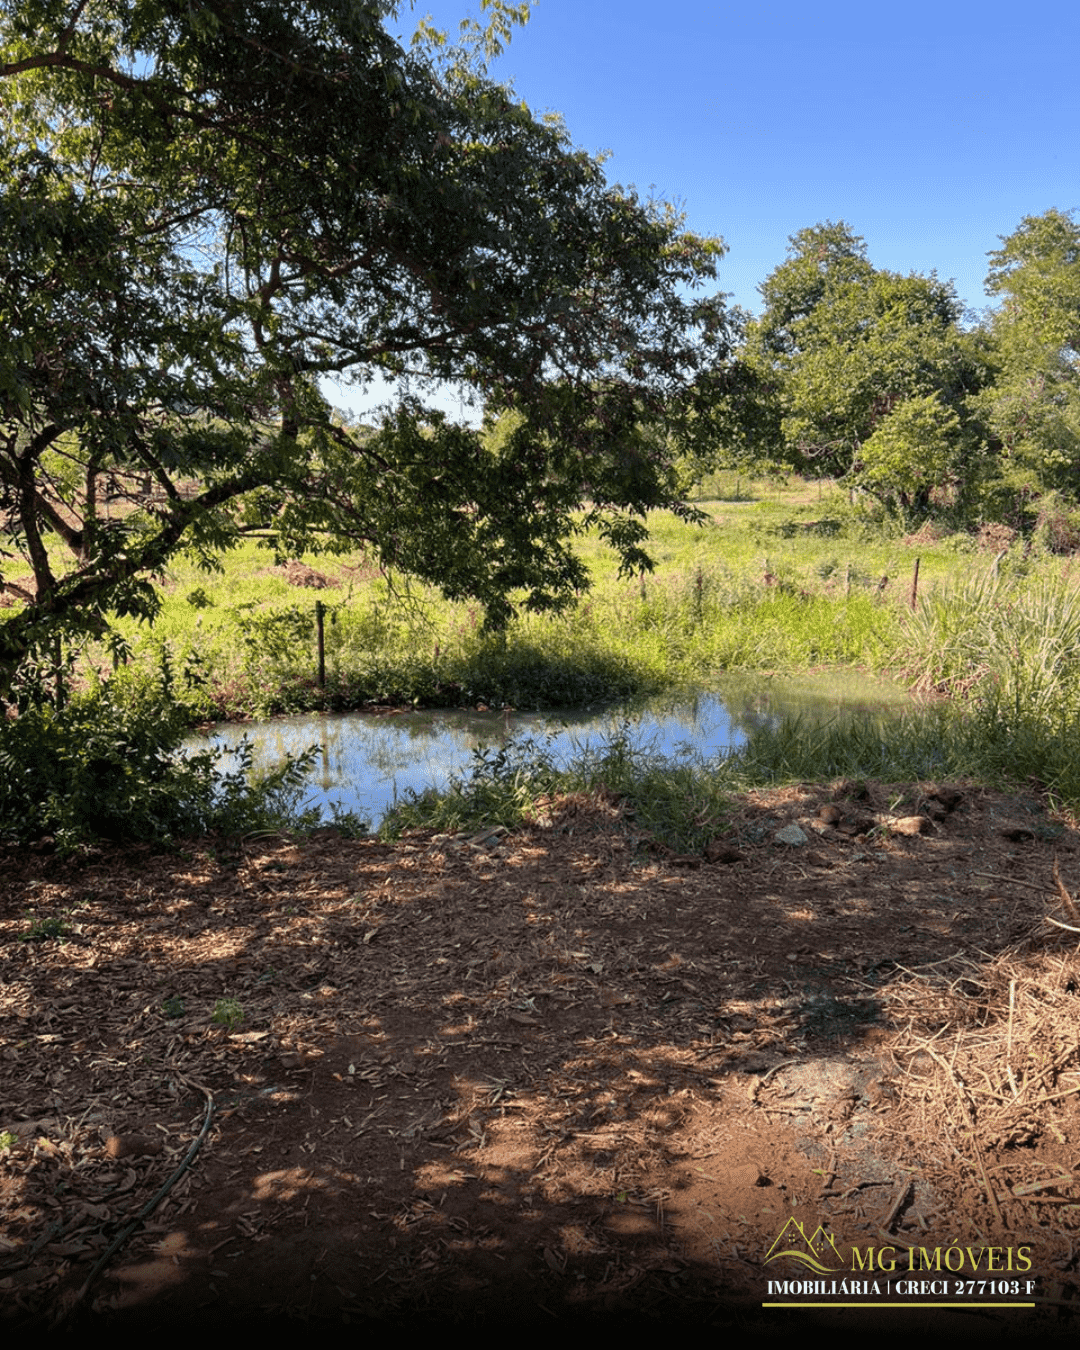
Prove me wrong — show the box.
[775,824,809,846]
[890,815,932,836]
[104,1133,163,1159]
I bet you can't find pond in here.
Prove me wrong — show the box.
[185,671,913,830]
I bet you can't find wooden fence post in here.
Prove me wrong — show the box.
[315,601,326,690]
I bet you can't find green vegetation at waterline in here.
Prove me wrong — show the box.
[82,481,937,720]
[379,543,1080,844]
[383,729,735,856]
[78,474,1072,723]
[108,563,898,721]
[385,688,1080,855]
[9,479,1080,847]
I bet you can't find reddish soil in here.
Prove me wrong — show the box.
[4,780,1080,1336]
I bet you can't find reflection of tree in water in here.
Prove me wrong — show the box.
[732,703,782,737]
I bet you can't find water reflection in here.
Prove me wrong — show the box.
[186,673,909,829]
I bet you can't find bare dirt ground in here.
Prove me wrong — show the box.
[5,779,1080,1337]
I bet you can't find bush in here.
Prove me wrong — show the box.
[0,683,319,848]
[1032,491,1080,555]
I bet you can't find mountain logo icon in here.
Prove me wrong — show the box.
[764,1217,845,1273]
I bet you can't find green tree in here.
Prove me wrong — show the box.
[754,221,875,360]
[974,208,1080,498]
[0,0,733,698]
[744,221,988,509]
[857,392,963,512]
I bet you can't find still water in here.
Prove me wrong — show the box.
[186,672,911,830]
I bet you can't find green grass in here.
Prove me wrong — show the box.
[384,684,1080,853]
[51,477,1074,728]
[211,998,244,1031]
[19,914,71,943]
[383,723,733,854]
[899,569,1080,710]
[89,478,963,719]
[377,521,1080,836]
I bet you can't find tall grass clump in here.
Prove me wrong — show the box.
[901,569,1080,720]
[384,737,565,836]
[726,696,1080,813]
[723,563,1080,809]
[700,591,898,672]
[724,704,964,787]
[606,564,898,678]
[725,563,1080,807]
[383,722,731,854]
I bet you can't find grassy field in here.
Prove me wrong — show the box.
[97,474,1030,721]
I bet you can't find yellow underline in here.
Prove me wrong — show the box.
[762,1303,1035,1309]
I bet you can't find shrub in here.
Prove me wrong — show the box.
[1032,491,1080,555]
[0,682,319,848]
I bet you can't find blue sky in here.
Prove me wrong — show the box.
[336,0,1078,420]
[409,0,1078,320]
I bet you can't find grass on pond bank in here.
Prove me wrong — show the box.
[100,551,908,720]
[383,689,1080,854]
[9,476,1080,850]
[94,479,932,719]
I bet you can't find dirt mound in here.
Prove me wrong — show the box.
[976,522,1018,553]
[275,559,335,588]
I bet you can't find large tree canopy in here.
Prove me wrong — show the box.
[973,208,1080,496]
[744,221,989,509]
[0,0,731,696]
